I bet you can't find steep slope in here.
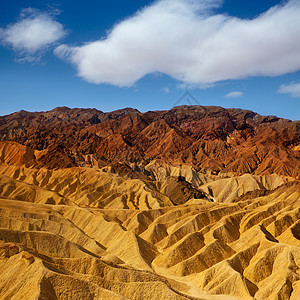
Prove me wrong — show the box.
[0,141,36,167]
[199,173,290,203]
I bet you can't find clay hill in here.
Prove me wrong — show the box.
[0,105,299,300]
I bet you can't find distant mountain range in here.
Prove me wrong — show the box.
[0,105,299,178]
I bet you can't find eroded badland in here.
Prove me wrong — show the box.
[0,105,299,299]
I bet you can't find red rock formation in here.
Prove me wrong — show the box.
[0,105,298,178]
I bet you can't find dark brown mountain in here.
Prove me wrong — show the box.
[0,105,299,178]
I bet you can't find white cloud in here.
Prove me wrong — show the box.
[55,0,300,87]
[0,8,66,62]
[162,87,170,94]
[278,82,300,98]
[225,91,243,98]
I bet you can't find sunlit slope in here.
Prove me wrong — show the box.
[0,163,299,299]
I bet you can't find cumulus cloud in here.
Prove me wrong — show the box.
[0,8,66,62]
[55,0,300,87]
[225,91,243,98]
[278,82,300,98]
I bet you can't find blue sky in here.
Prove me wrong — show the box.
[0,0,299,120]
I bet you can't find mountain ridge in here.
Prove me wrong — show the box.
[0,105,298,178]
